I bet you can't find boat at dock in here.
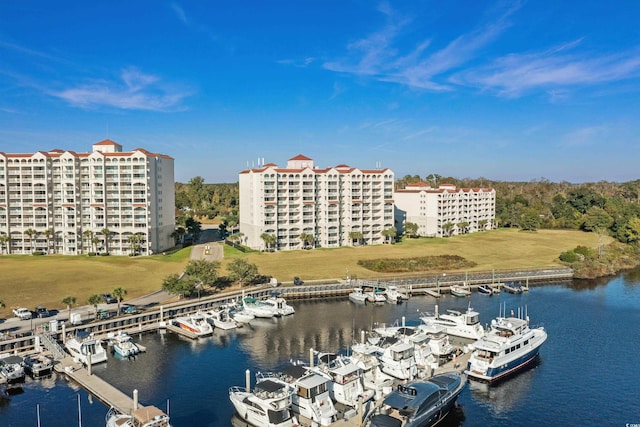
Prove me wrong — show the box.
[309,352,375,408]
[365,288,387,303]
[65,331,108,366]
[262,293,295,316]
[477,284,494,295]
[503,281,524,294]
[229,371,299,427]
[108,331,140,357]
[106,405,171,427]
[348,342,395,398]
[202,307,238,330]
[364,371,467,427]
[173,313,213,336]
[0,355,25,384]
[465,306,547,383]
[383,285,407,303]
[23,353,53,377]
[348,287,368,304]
[267,366,337,426]
[450,284,471,297]
[242,295,282,318]
[420,304,485,341]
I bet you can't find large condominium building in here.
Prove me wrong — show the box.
[239,154,395,251]
[0,139,175,256]
[394,182,495,237]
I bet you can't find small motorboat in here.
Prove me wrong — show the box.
[202,308,238,330]
[109,331,140,357]
[503,281,524,294]
[349,287,368,304]
[477,284,494,295]
[174,313,213,336]
[450,284,471,297]
[23,353,53,377]
[0,355,25,384]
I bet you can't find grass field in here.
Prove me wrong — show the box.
[0,228,602,318]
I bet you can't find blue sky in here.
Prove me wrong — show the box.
[1,1,639,184]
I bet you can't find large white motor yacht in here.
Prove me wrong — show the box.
[420,304,485,340]
[65,331,108,365]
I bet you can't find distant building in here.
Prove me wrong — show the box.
[394,182,495,237]
[0,140,175,255]
[239,155,395,251]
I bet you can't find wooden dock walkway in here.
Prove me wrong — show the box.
[54,357,140,414]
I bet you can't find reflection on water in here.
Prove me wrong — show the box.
[467,359,539,415]
[3,275,640,426]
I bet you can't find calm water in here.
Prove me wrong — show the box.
[2,271,640,426]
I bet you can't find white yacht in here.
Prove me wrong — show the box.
[106,405,171,427]
[383,285,406,303]
[229,371,298,427]
[65,331,108,365]
[173,312,213,336]
[270,366,337,426]
[365,288,387,303]
[417,323,456,360]
[371,326,436,373]
[466,307,547,383]
[377,339,419,380]
[108,331,140,357]
[242,296,281,318]
[226,301,255,324]
[202,307,238,330]
[420,304,485,340]
[348,342,394,398]
[309,352,374,408]
[262,294,295,316]
[348,287,368,304]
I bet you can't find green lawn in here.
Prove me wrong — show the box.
[1,228,602,318]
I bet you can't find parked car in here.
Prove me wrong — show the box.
[12,307,32,320]
[293,276,304,286]
[95,309,115,320]
[120,305,138,315]
[102,293,117,304]
[35,306,51,318]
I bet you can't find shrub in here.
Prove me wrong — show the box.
[559,250,579,263]
[100,252,110,256]
[32,251,45,256]
[88,252,97,256]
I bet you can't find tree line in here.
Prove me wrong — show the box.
[177,175,640,246]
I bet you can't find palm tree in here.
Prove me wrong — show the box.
[349,231,363,246]
[24,228,37,253]
[91,236,101,253]
[82,229,94,253]
[127,234,142,256]
[87,294,103,318]
[478,219,488,231]
[260,233,277,252]
[381,227,397,244]
[42,229,53,254]
[457,221,470,235]
[112,287,128,316]
[0,234,9,254]
[442,222,455,237]
[299,232,315,249]
[62,296,76,321]
[101,228,111,254]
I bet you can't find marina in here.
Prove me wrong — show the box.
[1,270,639,426]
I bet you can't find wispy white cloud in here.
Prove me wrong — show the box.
[50,68,193,111]
[323,2,521,91]
[561,125,608,147]
[453,40,640,97]
[277,57,316,68]
[170,2,189,25]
